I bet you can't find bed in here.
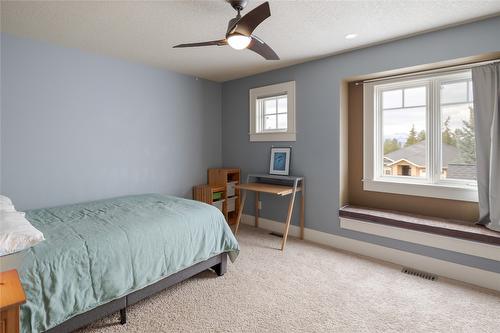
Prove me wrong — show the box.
[16,193,239,333]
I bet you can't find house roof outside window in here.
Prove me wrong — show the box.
[384,140,459,168]
[384,140,476,179]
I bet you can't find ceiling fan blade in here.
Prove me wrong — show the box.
[248,36,279,60]
[173,40,227,48]
[232,2,271,36]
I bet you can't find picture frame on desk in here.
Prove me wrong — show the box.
[269,147,291,176]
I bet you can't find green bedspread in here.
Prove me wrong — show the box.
[19,194,239,333]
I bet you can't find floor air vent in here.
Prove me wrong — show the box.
[401,267,438,281]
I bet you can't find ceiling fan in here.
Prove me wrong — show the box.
[173,1,279,60]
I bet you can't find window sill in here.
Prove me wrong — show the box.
[339,205,500,260]
[249,132,296,142]
[363,178,478,202]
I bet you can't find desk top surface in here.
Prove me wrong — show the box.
[235,182,301,196]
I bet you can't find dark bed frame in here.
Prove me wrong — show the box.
[44,252,228,333]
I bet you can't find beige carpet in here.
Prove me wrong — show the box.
[80,225,500,333]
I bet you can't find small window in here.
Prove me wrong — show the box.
[364,70,477,202]
[260,95,287,131]
[249,81,296,141]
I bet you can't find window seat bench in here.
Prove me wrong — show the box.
[339,205,500,247]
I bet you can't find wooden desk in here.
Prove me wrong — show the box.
[234,174,304,251]
[0,270,26,333]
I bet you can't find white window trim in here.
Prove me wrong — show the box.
[249,81,296,142]
[363,70,478,202]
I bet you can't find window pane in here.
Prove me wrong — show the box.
[264,115,276,130]
[468,80,473,102]
[264,99,276,115]
[404,86,426,107]
[441,81,468,104]
[383,106,426,178]
[382,89,402,109]
[278,97,287,114]
[277,114,287,129]
[441,103,476,180]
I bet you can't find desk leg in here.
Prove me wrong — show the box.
[234,190,247,235]
[300,180,305,240]
[280,189,297,251]
[255,192,259,228]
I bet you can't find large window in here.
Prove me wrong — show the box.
[249,81,296,142]
[364,70,477,202]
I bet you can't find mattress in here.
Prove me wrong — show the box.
[18,194,239,333]
[0,250,27,272]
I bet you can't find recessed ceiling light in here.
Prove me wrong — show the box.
[345,33,358,40]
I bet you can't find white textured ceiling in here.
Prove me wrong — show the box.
[1,1,500,82]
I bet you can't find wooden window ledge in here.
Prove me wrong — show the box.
[339,205,500,247]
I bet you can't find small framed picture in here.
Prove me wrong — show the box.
[269,147,291,176]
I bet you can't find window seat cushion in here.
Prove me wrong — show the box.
[339,205,500,246]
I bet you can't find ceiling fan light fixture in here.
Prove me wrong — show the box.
[227,34,251,50]
[173,2,278,60]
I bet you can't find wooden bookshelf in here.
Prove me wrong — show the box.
[193,184,227,218]
[208,168,241,225]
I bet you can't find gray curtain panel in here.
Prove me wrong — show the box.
[471,63,500,232]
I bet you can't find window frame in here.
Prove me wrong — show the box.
[249,81,296,142]
[363,69,478,202]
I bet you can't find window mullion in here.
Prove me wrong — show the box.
[263,99,266,132]
[262,99,266,132]
[275,98,279,129]
[426,82,433,183]
[429,79,441,184]
[376,87,383,179]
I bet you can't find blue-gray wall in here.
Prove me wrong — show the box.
[221,16,500,272]
[0,33,222,210]
[1,17,499,273]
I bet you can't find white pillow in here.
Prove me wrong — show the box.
[0,211,45,256]
[0,195,16,212]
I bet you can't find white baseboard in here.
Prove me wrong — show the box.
[241,214,500,291]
